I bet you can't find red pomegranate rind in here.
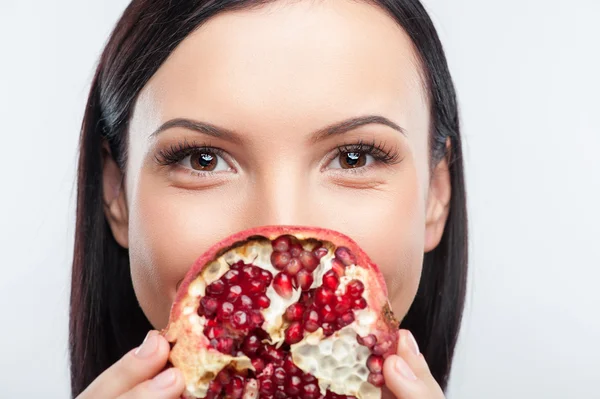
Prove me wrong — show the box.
[162,226,399,399]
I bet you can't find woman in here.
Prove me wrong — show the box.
[70,0,468,398]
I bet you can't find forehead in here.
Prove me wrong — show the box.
[134,0,428,139]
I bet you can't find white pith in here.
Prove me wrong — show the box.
[166,238,381,399]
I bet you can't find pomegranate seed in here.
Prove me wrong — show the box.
[321,304,336,322]
[231,311,248,329]
[256,295,271,308]
[259,378,275,395]
[242,335,261,355]
[303,374,317,383]
[248,280,265,294]
[250,311,264,327]
[290,243,303,258]
[264,347,285,362]
[273,273,294,299]
[367,355,384,373]
[333,296,351,314]
[285,303,305,322]
[346,280,364,298]
[357,334,377,349]
[296,269,314,290]
[283,355,300,375]
[373,340,393,355]
[273,235,292,252]
[271,251,291,270]
[231,260,244,269]
[223,269,240,283]
[201,297,219,315]
[322,270,339,290]
[313,246,328,259]
[331,258,346,276]
[367,372,385,387]
[285,258,302,276]
[273,367,286,385]
[286,376,301,395]
[208,380,222,394]
[205,325,225,339]
[227,285,242,302]
[260,270,273,285]
[252,358,265,373]
[299,251,319,271]
[315,287,335,305]
[354,297,367,309]
[239,295,253,309]
[243,265,260,279]
[299,291,312,305]
[217,369,232,385]
[285,321,304,344]
[335,246,356,266]
[216,337,234,354]
[321,322,335,336]
[338,311,355,327]
[304,310,320,332]
[303,383,319,399]
[226,376,244,399]
[274,390,287,399]
[219,302,234,319]
[207,280,225,295]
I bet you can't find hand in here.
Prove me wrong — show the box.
[76,330,185,399]
[383,329,445,399]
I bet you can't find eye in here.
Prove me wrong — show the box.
[180,150,229,172]
[329,151,375,169]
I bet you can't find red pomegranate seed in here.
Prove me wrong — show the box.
[321,322,335,336]
[367,372,385,387]
[285,258,302,276]
[273,273,294,299]
[273,367,286,385]
[337,311,355,328]
[255,295,271,309]
[321,304,336,322]
[285,303,305,322]
[273,235,292,252]
[239,295,253,309]
[201,297,219,316]
[205,325,226,339]
[285,321,304,344]
[346,280,365,298]
[231,311,248,329]
[304,310,320,332]
[299,251,319,271]
[274,391,287,399]
[354,297,367,309]
[315,287,335,305]
[373,340,393,355]
[251,358,265,373]
[248,280,265,294]
[259,378,275,395]
[216,337,234,354]
[217,369,232,385]
[367,355,384,373]
[223,269,240,283]
[250,311,264,327]
[283,355,300,375]
[303,374,317,383]
[333,296,351,314]
[271,251,291,270]
[334,246,356,266]
[286,376,302,395]
[219,302,234,319]
[206,280,225,295]
[226,376,244,399]
[290,243,303,258]
[242,335,261,355]
[303,383,319,399]
[296,269,314,291]
[243,265,260,279]
[264,347,285,362]
[331,258,346,276]
[313,246,328,259]
[322,270,339,290]
[299,291,312,305]
[357,334,377,349]
[260,270,273,285]
[227,285,242,302]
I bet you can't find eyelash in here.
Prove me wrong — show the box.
[153,138,402,170]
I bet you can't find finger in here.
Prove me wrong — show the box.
[78,331,172,398]
[118,368,185,399]
[382,330,444,399]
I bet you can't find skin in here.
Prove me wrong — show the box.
[92,1,451,398]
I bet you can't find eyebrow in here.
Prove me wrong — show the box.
[149,115,406,143]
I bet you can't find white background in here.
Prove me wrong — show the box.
[1,0,599,397]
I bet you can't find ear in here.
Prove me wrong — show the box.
[102,140,129,248]
[424,138,452,253]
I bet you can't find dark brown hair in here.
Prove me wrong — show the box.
[70,0,468,396]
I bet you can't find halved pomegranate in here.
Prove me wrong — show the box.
[162,226,399,399]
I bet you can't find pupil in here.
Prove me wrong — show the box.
[345,152,361,166]
[199,153,214,167]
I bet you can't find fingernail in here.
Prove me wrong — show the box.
[150,369,176,390]
[395,356,417,381]
[134,331,158,358]
[404,330,420,356]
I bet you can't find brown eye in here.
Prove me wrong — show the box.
[190,152,218,171]
[339,152,367,169]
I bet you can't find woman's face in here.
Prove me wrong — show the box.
[104,0,451,329]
